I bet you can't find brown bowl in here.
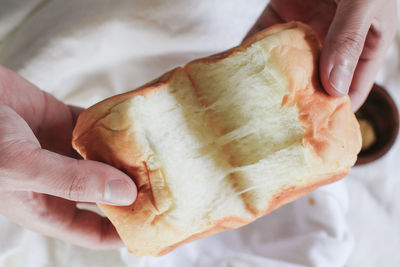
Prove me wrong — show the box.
[355,84,399,165]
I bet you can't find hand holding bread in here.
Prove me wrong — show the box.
[72,22,362,256]
[0,66,137,249]
[246,0,397,111]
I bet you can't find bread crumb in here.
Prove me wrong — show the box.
[308,197,315,206]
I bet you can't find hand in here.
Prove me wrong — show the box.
[0,66,137,249]
[245,0,397,110]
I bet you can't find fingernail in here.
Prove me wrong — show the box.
[103,180,135,205]
[329,64,352,95]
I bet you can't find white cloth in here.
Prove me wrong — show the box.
[0,0,399,266]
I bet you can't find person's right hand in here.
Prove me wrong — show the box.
[0,66,137,249]
[245,0,397,111]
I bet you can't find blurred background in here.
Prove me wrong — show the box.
[0,0,399,266]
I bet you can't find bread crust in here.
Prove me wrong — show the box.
[158,169,347,256]
[72,22,361,257]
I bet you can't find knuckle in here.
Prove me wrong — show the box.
[334,32,365,59]
[66,167,88,201]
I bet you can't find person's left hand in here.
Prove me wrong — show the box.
[0,66,137,249]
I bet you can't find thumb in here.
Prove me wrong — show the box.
[0,103,136,206]
[10,143,137,206]
[320,0,374,96]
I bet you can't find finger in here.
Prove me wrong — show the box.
[0,192,123,250]
[66,207,123,249]
[349,3,397,111]
[348,60,379,111]
[348,31,385,111]
[0,104,137,206]
[40,196,125,250]
[13,145,137,206]
[0,65,46,130]
[244,0,337,43]
[0,66,83,156]
[243,5,284,41]
[69,105,84,125]
[0,103,39,145]
[34,92,80,157]
[54,196,123,250]
[320,0,375,97]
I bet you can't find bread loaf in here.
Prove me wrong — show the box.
[72,22,362,257]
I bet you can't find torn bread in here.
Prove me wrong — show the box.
[72,22,362,257]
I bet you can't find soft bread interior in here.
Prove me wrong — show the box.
[115,40,313,230]
[72,22,361,256]
[121,69,252,231]
[186,41,309,213]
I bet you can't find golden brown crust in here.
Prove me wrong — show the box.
[73,69,184,256]
[72,22,361,257]
[157,215,251,256]
[187,21,303,65]
[73,68,179,149]
[265,171,349,215]
[156,170,348,257]
[263,23,361,172]
[184,21,360,215]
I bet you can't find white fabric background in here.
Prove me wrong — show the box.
[0,0,399,266]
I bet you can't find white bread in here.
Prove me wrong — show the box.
[72,22,362,257]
